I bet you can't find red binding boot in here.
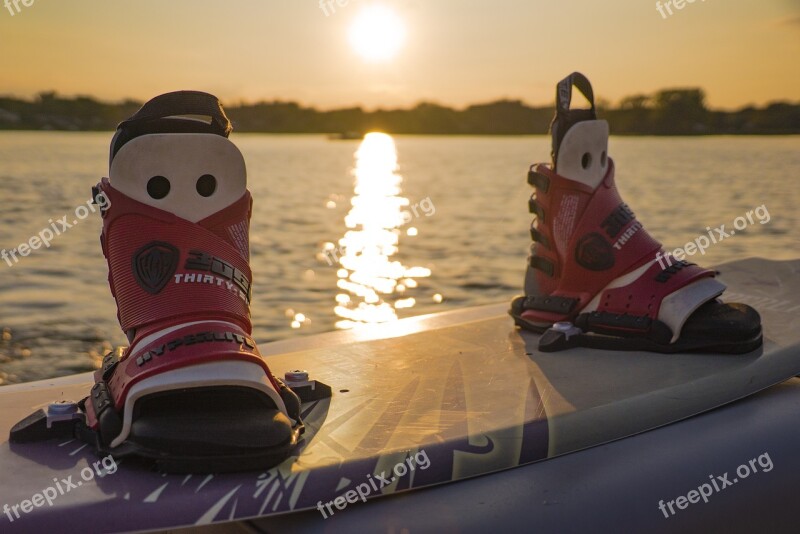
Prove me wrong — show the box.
[79,91,303,471]
[510,73,762,354]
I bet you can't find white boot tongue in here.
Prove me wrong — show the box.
[555,119,610,190]
[109,133,247,223]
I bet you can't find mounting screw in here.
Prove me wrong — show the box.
[285,370,309,382]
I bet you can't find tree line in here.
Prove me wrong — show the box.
[0,88,797,135]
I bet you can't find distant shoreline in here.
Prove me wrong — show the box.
[1,89,798,136]
[1,131,797,137]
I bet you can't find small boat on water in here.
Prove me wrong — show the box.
[327,131,365,140]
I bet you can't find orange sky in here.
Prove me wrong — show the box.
[0,0,798,110]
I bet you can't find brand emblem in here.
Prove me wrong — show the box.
[132,242,179,294]
[575,233,615,271]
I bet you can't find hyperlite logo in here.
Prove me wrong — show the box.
[135,331,256,367]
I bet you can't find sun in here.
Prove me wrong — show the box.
[348,6,406,62]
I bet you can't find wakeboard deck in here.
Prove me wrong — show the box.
[0,258,798,533]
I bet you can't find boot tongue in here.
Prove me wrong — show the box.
[554,119,610,190]
[109,133,247,223]
[549,72,609,190]
[107,92,246,223]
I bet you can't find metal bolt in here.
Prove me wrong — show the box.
[285,370,309,382]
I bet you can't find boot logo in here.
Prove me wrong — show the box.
[601,203,636,238]
[575,233,615,271]
[132,241,179,294]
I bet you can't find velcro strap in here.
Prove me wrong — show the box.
[521,294,578,314]
[529,225,551,248]
[528,196,545,222]
[529,255,555,277]
[527,167,551,192]
[654,259,693,282]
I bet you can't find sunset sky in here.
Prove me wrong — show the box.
[0,0,798,110]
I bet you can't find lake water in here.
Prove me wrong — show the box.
[0,132,798,384]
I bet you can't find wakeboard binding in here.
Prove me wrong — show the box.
[10,91,330,472]
[510,73,762,354]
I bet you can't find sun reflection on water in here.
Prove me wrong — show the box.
[333,133,431,329]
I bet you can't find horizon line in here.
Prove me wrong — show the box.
[2,90,798,114]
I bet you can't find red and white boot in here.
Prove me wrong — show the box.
[510,73,762,353]
[81,91,302,471]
